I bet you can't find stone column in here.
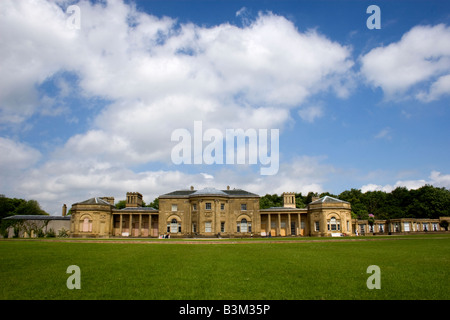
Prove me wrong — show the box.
[268,214,271,236]
[129,214,132,237]
[277,214,281,236]
[287,214,291,236]
[139,214,142,237]
[119,214,123,236]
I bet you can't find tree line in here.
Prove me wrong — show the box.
[0,196,48,220]
[260,185,450,220]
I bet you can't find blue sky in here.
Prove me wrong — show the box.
[1,0,449,215]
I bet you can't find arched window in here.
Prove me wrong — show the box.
[240,218,248,233]
[327,217,340,231]
[170,219,178,233]
[81,217,92,232]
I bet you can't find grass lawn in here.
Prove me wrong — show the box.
[0,235,449,300]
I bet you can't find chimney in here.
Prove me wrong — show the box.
[283,192,296,208]
[190,186,194,191]
[100,197,115,206]
[227,186,230,190]
[126,192,143,208]
[62,204,67,216]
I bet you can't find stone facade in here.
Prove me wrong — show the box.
[4,188,449,238]
[3,215,70,238]
[67,187,354,238]
[158,187,260,237]
[353,217,450,235]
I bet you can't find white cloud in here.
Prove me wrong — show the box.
[0,0,355,166]
[360,24,450,101]
[298,105,324,123]
[361,170,450,193]
[0,137,41,170]
[374,127,392,140]
[416,74,450,102]
[0,137,42,195]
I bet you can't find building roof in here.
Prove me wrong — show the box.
[260,206,308,212]
[222,189,259,197]
[3,215,71,221]
[159,187,259,198]
[117,207,158,212]
[191,187,228,196]
[73,197,114,206]
[309,195,349,204]
[160,190,196,197]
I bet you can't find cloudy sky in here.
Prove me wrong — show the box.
[1,0,450,215]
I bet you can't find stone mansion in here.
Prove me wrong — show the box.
[4,186,449,238]
[68,187,353,238]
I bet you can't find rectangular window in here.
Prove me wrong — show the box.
[192,223,197,233]
[205,221,211,233]
[220,203,225,210]
[248,223,252,233]
[315,221,320,232]
[171,204,177,212]
[220,222,225,233]
[241,204,247,211]
[403,222,410,232]
[192,204,197,211]
[205,202,211,210]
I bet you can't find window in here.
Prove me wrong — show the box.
[171,204,177,212]
[220,222,225,233]
[192,204,197,211]
[403,222,410,232]
[327,217,340,231]
[291,222,296,235]
[359,224,365,234]
[81,218,92,232]
[239,218,248,233]
[205,202,211,210]
[432,223,438,231]
[220,203,225,211]
[205,221,212,233]
[315,221,320,232]
[170,219,178,233]
[241,204,247,211]
[192,223,197,233]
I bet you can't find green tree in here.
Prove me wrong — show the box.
[147,198,159,210]
[259,194,282,209]
[115,200,126,209]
